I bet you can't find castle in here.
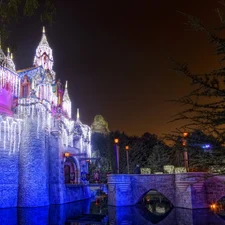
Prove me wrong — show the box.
[0,27,91,208]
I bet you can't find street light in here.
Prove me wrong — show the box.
[182,132,189,172]
[64,152,70,157]
[125,145,130,174]
[114,138,120,174]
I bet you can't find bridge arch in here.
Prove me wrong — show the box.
[133,182,175,206]
[137,189,174,206]
[206,175,225,205]
[108,174,176,206]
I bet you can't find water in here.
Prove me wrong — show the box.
[1,199,225,225]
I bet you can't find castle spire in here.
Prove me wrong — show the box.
[5,47,15,71]
[77,108,80,121]
[33,26,53,70]
[62,81,72,118]
[0,38,6,67]
[7,47,10,57]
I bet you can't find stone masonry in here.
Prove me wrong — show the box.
[108,173,225,209]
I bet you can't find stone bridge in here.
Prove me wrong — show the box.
[107,173,225,209]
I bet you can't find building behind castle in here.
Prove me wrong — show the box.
[0,28,91,208]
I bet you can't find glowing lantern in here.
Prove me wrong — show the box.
[64,152,70,157]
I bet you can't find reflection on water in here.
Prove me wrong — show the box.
[1,197,225,225]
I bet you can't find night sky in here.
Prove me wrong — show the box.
[9,0,222,137]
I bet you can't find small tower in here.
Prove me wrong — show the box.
[0,46,19,115]
[6,48,16,72]
[33,27,54,70]
[62,81,72,118]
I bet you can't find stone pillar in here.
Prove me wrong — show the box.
[49,133,65,204]
[108,174,133,206]
[18,118,49,207]
[175,172,208,209]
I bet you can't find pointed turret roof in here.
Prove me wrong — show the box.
[0,36,7,67]
[76,108,80,122]
[5,48,16,71]
[62,81,72,118]
[63,81,71,102]
[0,47,6,67]
[33,26,54,70]
[38,26,50,48]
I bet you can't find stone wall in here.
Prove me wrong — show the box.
[0,112,91,208]
[0,129,19,208]
[108,174,175,206]
[108,173,225,209]
[18,118,49,207]
[175,173,208,209]
[49,134,65,204]
[64,185,91,203]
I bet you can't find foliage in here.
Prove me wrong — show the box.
[145,144,171,173]
[163,2,225,172]
[90,131,170,180]
[170,2,225,144]
[166,129,224,170]
[0,0,56,47]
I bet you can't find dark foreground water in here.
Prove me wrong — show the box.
[1,199,225,225]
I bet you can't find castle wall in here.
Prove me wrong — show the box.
[0,129,19,208]
[49,125,91,204]
[18,117,49,207]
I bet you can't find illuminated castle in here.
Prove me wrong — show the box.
[0,28,91,208]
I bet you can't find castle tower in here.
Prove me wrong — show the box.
[18,116,49,207]
[0,46,19,116]
[33,27,54,70]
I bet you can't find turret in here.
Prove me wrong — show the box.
[6,48,16,72]
[33,27,53,70]
[62,81,72,118]
[0,46,19,115]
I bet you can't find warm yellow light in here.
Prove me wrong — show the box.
[114,138,119,144]
[210,204,217,209]
[64,152,70,157]
[183,132,188,137]
[125,145,129,150]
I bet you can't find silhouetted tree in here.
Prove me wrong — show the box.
[0,0,55,47]
[145,144,171,173]
[170,3,225,144]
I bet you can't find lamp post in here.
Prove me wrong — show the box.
[114,138,120,174]
[125,145,130,174]
[182,132,189,172]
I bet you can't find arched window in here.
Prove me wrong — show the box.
[64,156,79,184]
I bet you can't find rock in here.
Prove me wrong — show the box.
[91,115,110,134]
